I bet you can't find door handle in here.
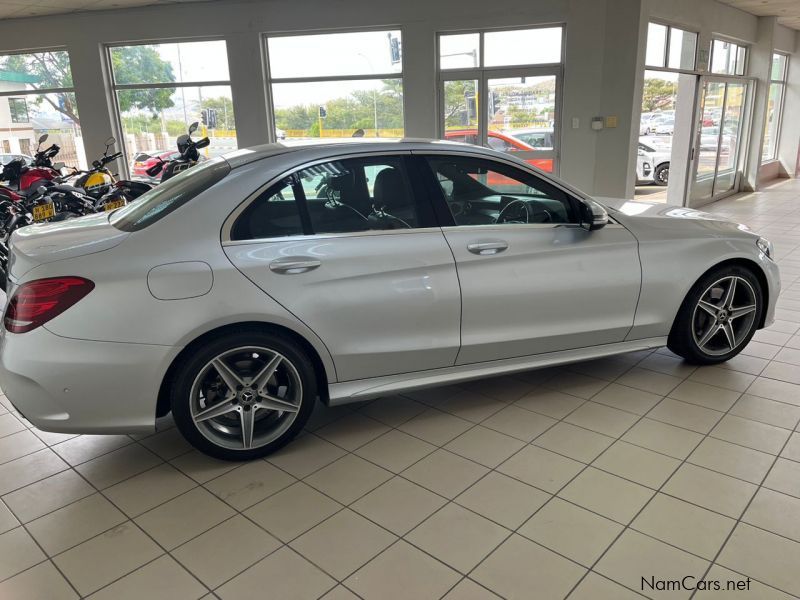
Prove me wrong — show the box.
[269,258,321,274]
[467,241,508,255]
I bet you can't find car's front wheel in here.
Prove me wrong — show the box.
[171,331,317,460]
[654,163,669,186]
[668,265,763,365]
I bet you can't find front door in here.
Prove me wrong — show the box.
[419,152,641,365]
[223,153,461,381]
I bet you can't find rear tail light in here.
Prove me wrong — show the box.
[4,276,94,333]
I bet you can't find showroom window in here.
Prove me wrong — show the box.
[438,26,563,173]
[762,53,788,161]
[644,22,698,71]
[108,39,237,171]
[710,39,747,75]
[0,49,87,168]
[265,30,404,141]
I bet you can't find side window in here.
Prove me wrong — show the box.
[230,177,304,241]
[426,155,577,226]
[487,136,512,152]
[299,157,420,233]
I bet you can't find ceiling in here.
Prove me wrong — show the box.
[0,0,209,20]
[0,0,798,30]
[717,0,800,30]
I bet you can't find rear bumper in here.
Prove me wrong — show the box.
[0,325,176,434]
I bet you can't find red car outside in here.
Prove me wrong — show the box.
[444,129,554,173]
[130,149,181,181]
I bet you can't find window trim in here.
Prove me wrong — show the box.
[221,150,439,244]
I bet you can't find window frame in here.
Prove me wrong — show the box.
[709,39,748,76]
[436,25,565,174]
[415,150,585,229]
[105,37,235,177]
[8,98,30,124]
[263,28,405,143]
[644,21,699,72]
[223,151,440,243]
[761,52,789,163]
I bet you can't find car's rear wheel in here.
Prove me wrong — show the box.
[171,331,317,460]
[668,265,763,365]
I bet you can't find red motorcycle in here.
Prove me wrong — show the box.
[0,134,64,204]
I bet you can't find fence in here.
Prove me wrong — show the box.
[283,128,405,139]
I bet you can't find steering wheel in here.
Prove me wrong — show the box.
[495,199,530,224]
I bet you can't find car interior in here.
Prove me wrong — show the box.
[426,156,576,225]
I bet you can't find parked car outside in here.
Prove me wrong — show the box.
[0,139,779,460]
[444,129,554,172]
[0,153,33,167]
[637,139,671,186]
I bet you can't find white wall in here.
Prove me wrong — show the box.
[0,0,795,198]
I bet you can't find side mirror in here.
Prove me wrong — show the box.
[53,162,65,171]
[38,133,49,144]
[105,136,116,147]
[579,199,609,231]
[189,121,199,134]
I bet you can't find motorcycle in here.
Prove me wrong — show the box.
[145,122,210,182]
[0,134,65,208]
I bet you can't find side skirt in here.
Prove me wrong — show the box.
[327,337,667,406]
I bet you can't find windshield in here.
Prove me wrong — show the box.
[111,157,230,232]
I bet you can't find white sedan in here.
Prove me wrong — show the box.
[0,140,779,459]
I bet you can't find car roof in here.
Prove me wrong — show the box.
[221,138,491,168]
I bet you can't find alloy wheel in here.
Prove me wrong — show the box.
[189,346,303,450]
[691,276,758,356]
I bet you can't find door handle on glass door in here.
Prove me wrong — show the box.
[467,241,508,255]
[269,258,322,274]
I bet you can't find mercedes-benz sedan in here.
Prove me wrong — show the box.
[0,140,779,459]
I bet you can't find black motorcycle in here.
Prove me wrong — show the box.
[145,122,210,182]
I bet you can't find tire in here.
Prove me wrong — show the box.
[668,265,763,365]
[654,163,669,186]
[171,330,317,460]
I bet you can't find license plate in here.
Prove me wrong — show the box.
[104,199,126,212]
[32,202,55,221]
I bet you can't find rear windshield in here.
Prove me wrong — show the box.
[111,157,230,232]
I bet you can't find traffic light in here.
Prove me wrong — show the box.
[388,33,401,64]
[200,109,208,126]
[318,106,327,119]
[207,108,217,129]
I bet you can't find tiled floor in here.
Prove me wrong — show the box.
[1,178,800,599]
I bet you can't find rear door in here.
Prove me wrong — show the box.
[222,152,461,381]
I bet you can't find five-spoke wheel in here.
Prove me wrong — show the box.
[172,331,316,460]
[669,266,763,365]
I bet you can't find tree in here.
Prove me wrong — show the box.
[642,78,677,112]
[0,46,176,127]
[443,80,477,127]
[273,80,404,135]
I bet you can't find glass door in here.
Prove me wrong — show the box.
[690,77,750,203]
[486,71,559,173]
[440,67,561,174]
